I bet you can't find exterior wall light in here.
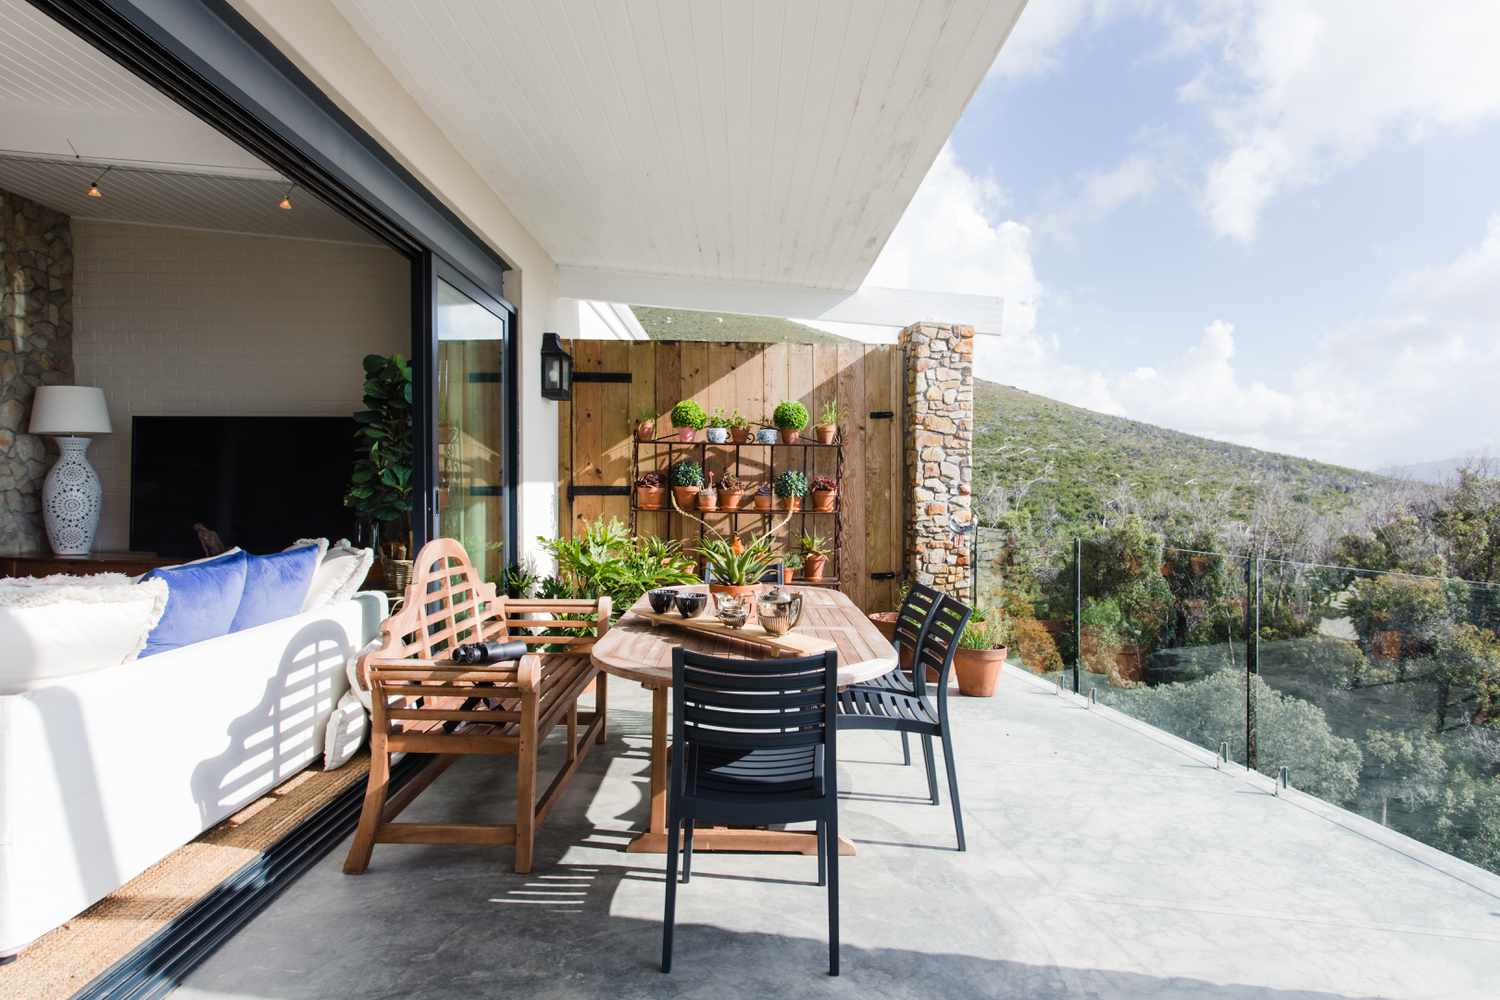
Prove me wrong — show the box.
[540,332,572,401]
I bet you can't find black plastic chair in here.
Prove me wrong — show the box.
[837,593,972,850]
[860,583,941,765]
[662,647,841,976]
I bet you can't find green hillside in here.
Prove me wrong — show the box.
[974,380,1391,526]
[631,305,843,344]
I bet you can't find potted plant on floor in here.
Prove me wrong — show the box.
[753,482,774,511]
[953,606,1010,697]
[729,410,753,444]
[809,475,838,512]
[773,400,809,444]
[814,400,839,445]
[671,399,707,442]
[775,469,808,511]
[636,407,657,441]
[798,532,831,581]
[705,408,731,444]
[635,470,666,509]
[718,474,748,510]
[345,353,414,594]
[671,459,703,509]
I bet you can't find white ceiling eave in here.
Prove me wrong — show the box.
[332,0,1026,294]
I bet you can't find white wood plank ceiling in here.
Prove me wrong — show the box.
[333,0,1024,291]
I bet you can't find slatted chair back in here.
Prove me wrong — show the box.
[893,582,941,659]
[910,593,973,700]
[671,647,838,825]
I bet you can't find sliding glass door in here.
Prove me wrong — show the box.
[434,275,513,583]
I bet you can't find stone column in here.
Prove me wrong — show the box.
[900,322,974,602]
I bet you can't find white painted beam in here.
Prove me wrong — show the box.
[557,266,1005,334]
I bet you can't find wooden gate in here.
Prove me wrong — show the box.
[558,339,903,614]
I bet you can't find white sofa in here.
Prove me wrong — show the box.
[0,590,387,959]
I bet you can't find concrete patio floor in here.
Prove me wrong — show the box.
[169,668,1500,1000]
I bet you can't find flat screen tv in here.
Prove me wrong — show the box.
[131,416,357,557]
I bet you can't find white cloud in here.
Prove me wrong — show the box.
[1036,153,1161,245]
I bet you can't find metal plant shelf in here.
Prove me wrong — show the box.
[630,433,845,589]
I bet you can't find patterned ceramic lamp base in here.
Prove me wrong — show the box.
[43,436,102,556]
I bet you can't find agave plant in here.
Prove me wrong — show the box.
[699,533,779,586]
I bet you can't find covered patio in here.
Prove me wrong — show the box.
[167,669,1497,1000]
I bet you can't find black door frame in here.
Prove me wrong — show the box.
[31,0,520,556]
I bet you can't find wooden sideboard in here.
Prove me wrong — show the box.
[1,551,176,578]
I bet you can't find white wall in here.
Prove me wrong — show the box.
[72,219,409,551]
[230,0,567,565]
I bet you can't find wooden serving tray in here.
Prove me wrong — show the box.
[631,608,836,656]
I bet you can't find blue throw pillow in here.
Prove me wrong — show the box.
[140,550,250,657]
[230,544,322,633]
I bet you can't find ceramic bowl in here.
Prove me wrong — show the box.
[647,589,677,615]
[674,592,708,618]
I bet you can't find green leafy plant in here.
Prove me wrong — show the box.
[540,517,697,611]
[729,410,751,430]
[671,460,704,487]
[960,606,1013,650]
[706,408,731,429]
[671,399,708,430]
[503,557,538,599]
[798,533,830,558]
[773,400,809,431]
[699,533,780,587]
[345,353,414,536]
[818,399,839,426]
[775,469,809,498]
[718,474,749,493]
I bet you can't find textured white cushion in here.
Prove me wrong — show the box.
[0,574,168,694]
[302,540,374,612]
[322,690,368,770]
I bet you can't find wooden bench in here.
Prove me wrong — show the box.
[342,539,609,874]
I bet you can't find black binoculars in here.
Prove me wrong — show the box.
[450,639,528,665]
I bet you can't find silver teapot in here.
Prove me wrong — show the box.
[756,586,804,636]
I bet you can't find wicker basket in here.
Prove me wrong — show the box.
[383,557,414,596]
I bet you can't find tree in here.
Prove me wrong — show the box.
[1433,468,1500,584]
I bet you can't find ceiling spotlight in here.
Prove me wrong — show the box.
[278,184,295,210]
[86,164,112,199]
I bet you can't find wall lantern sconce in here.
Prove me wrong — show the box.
[540,332,572,401]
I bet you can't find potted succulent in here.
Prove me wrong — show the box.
[809,475,838,512]
[705,408,731,444]
[814,400,839,445]
[755,417,779,445]
[753,482,774,512]
[775,469,808,511]
[671,399,707,442]
[696,471,719,511]
[798,532,831,581]
[729,410,753,444]
[718,473,748,510]
[636,407,657,441]
[953,606,1011,697]
[635,470,666,509]
[773,400,810,444]
[670,459,703,509]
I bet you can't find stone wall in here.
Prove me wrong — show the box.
[901,322,974,602]
[0,188,74,554]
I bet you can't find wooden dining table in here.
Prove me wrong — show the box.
[591,583,897,856]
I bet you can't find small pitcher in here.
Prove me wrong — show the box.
[756,587,804,636]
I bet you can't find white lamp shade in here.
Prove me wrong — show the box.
[28,386,112,436]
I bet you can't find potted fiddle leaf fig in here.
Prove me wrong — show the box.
[345,353,414,591]
[775,469,808,511]
[670,459,703,510]
[815,399,839,445]
[953,606,1011,697]
[671,399,707,442]
[773,400,810,444]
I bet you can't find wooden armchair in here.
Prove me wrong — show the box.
[342,539,609,874]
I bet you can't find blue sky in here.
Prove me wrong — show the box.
[864,1,1500,471]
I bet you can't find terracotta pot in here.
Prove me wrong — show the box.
[675,426,697,442]
[696,491,718,511]
[810,488,837,512]
[954,646,1006,697]
[815,424,837,445]
[709,582,758,610]
[636,422,656,441]
[778,496,802,511]
[869,611,898,642]
[672,485,700,509]
[719,490,745,510]
[802,553,828,580]
[779,428,801,444]
[636,485,665,509]
[754,494,773,512]
[730,426,753,444]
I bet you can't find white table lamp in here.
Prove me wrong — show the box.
[29,386,112,556]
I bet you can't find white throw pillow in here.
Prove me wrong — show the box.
[0,574,169,694]
[301,540,375,612]
[344,637,381,711]
[322,690,368,770]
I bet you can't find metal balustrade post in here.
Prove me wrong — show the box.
[1072,537,1083,694]
[1245,554,1262,771]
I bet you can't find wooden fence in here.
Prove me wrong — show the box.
[557,339,903,614]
